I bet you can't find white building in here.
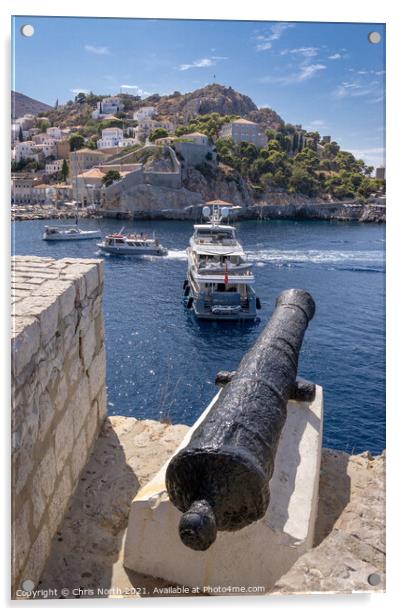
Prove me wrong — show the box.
[46,127,62,140]
[133,106,156,122]
[118,137,138,148]
[13,141,38,163]
[180,132,209,145]
[34,143,56,158]
[45,159,64,175]
[220,118,267,148]
[92,96,124,119]
[96,127,124,149]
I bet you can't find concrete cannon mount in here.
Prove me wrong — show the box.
[123,386,324,594]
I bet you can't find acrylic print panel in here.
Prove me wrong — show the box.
[11,16,385,599]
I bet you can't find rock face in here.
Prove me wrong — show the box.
[155,84,259,121]
[183,165,254,207]
[246,107,285,131]
[272,449,385,594]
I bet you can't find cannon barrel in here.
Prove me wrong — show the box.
[166,288,316,551]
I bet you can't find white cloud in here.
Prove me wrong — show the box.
[84,44,111,55]
[281,47,319,58]
[178,56,227,71]
[329,53,342,60]
[70,88,90,95]
[254,22,295,51]
[333,75,384,102]
[348,147,385,167]
[262,63,326,85]
[120,85,151,97]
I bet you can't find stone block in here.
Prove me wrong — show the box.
[80,320,96,370]
[21,524,51,590]
[54,409,75,476]
[70,427,88,485]
[11,316,40,377]
[88,347,106,402]
[96,386,107,422]
[84,266,99,297]
[71,378,91,439]
[124,387,324,593]
[48,467,72,538]
[36,445,57,499]
[12,499,31,582]
[38,389,56,441]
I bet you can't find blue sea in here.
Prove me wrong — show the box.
[12,218,385,454]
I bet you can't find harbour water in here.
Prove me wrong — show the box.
[12,218,385,454]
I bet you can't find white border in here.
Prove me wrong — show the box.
[2,1,401,614]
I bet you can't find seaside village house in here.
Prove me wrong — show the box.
[45,160,64,175]
[168,131,217,166]
[92,96,124,120]
[96,127,124,149]
[133,106,156,122]
[69,149,108,202]
[219,118,268,148]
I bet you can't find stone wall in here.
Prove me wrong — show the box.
[11,256,107,596]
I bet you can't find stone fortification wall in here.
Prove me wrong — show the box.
[11,256,107,596]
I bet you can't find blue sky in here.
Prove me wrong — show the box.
[12,17,385,167]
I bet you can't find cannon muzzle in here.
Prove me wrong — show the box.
[166,288,316,551]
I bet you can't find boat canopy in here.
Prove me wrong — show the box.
[194,224,236,232]
[195,272,255,283]
[192,244,245,257]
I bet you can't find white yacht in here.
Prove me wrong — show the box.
[97,230,168,256]
[42,224,102,241]
[184,203,261,320]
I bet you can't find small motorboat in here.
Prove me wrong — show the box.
[97,230,168,256]
[42,224,102,241]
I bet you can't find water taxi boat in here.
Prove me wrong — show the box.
[184,203,261,320]
[42,224,102,241]
[97,230,168,256]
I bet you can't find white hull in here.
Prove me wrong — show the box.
[43,231,102,241]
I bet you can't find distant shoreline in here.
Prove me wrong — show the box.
[11,202,386,224]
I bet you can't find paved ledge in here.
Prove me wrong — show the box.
[37,416,385,598]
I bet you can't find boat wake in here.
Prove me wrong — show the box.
[245,249,384,268]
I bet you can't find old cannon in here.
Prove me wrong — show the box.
[165,288,316,551]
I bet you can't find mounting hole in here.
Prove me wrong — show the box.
[367,572,381,586]
[21,24,34,37]
[368,31,381,44]
[22,579,35,592]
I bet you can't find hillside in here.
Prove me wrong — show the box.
[11,91,53,118]
[153,83,259,121]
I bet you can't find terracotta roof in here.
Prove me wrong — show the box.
[77,169,105,179]
[231,118,257,125]
[206,199,233,206]
[181,132,208,138]
[73,148,106,155]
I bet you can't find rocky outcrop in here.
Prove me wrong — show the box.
[246,107,285,131]
[247,202,386,223]
[183,165,254,207]
[155,84,258,122]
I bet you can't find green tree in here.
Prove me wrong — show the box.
[102,170,121,187]
[69,133,85,152]
[18,125,23,142]
[38,119,50,133]
[289,165,319,196]
[149,128,169,142]
[60,159,69,182]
